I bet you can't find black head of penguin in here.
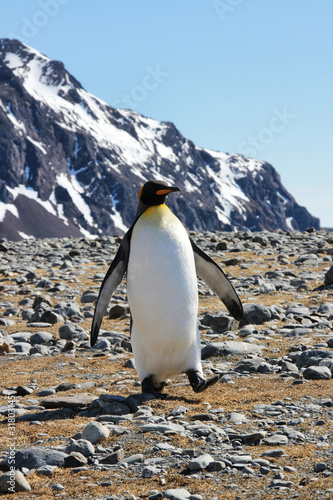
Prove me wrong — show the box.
[139,180,181,206]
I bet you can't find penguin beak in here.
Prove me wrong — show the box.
[156,186,181,195]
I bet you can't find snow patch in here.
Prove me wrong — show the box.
[56,173,94,227]
[6,184,58,216]
[27,136,47,154]
[0,203,19,222]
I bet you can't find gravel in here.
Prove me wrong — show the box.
[0,230,333,498]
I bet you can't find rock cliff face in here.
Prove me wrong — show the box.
[0,39,320,241]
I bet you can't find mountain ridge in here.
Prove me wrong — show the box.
[0,38,320,241]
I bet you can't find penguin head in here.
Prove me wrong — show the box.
[139,180,181,206]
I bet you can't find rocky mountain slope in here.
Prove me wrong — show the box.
[0,39,320,241]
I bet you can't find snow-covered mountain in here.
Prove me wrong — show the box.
[0,39,319,241]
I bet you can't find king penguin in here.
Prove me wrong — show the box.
[90,180,243,397]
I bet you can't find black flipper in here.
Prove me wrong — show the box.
[190,237,243,321]
[90,226,134,347]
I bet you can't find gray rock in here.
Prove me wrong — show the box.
[55,382,80,392]
[66,439,95,457]
[81,421,110,444]
[36,465,57,476]
[142,465,160,478]
[261,448,285,457]
[51,483,65,491]
[109,304,130,318]
[201,312,236,333]
[36,388,56,397]
[59,322,84,340]
[314,462,327,472]
[92,394,131,415]
[188,453,214,471]
[81,290,98,303]
[8,332,31,342]
[0,470,31,493]
[99,448,124,464]
[30,345,50,355]
[241,303,272,324]
[285,327,313,337]
[296,349,333,368]
[263,434,288,446]
[303,366,332,380]
[286,304,310,316]
[318,302,333,315]
[236,358,272,373]
[1,447,68,469]
[93,338,112,350]
[229,454,253,465]
[141,422,184,434]
[12,342,31,354]
[119,453,143,465]
[64,452,88,468]
[41,394,97,409]
[162,488,191,500]
[0,318,15,326]
[201,340,261,359]
[40,310,64,324]
[227,431,266,445]
[324,265,333,286]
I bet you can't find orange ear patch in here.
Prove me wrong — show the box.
[139,184,144,200]
[156,189,173,195]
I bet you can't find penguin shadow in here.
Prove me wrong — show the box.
[162,393,203,405]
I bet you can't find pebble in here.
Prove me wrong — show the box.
[81,421,110,444]
[0,470,31,493]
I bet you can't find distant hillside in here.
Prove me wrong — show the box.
[0,39,320,240]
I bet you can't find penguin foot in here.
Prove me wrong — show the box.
[141,376,167,399]
[187,370,221,393]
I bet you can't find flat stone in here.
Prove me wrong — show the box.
[303,366,332,380]
[261,448,285,457]
[15,385,34,396]
[30,331,54,344]
[40,394,97,409]
[227,431,266,445]
[99,448,124,464]
[64,452,88,468]
[1,447,68,469]
[119,453,144,465]
[201,341,261,359]
[36,465,57,476]
[188,453,214,471]
[229,454,253,465]
[66,439,95,457]
[162,488,192,500]
[0,470,31,493]
[141,422,184,434]
[241,303,272,324]
[92,395,131,415]
[55,382,81,392]
[36,389,56,397]
[263,433,288,446]
[59,322,84,340]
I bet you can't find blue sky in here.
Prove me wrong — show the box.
[1,0,333,227]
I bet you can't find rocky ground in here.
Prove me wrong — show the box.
[0,229,332,500]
